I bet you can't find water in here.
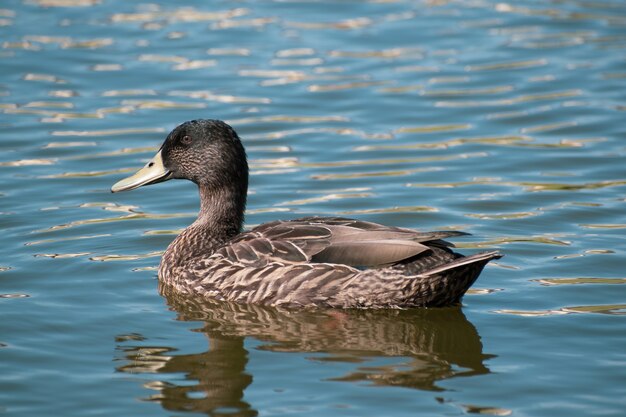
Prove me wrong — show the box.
[1,0,625,415]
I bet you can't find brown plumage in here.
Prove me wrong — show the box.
[112,119,502,308]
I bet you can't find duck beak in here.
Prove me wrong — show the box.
[111,150,172,193]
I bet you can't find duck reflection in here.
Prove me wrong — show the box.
[115,289,493,416]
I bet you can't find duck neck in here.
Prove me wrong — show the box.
[161,183,247,273]
[195,183,246,241]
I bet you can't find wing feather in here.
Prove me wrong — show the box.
[222,217,471,268]
[312,239,430,266]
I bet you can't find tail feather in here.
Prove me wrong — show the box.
[417,250,502,278]
[406,250,502,307]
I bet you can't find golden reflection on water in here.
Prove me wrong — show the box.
[407,179,626,192]
[24,101,73,109]
[339,206,438,215]
[27,0,100,7]
[101,89,157,97]
[311,166,441,180]
[64,146,158,160]
[465,211,540,220]
[534,278,626,286]
[271,57,324,66]
[34,252,91,259]
[461,404,512,416]
[41,168,136,179]
[90,251,162,262]
[206,47,250,56]
[497,304,626,316]
[110,7,248,23]
[22,73,66,83]
[133,266,158,272]
[354,135,531,151]
[308,80,388,92]
[79,202,141,213]
[516,138,604,148]
[554,249,615,259]
[137,54,193,64]
[454,235,571,249]
[43,141,97,148]
[249,157,298,170]
[48,89,77,97]
[119,100,207,110]
[61,38,114,49]
[300,152,488,169]
[466,288,503,295]
[25,233,112,246]
[40,212,193,233]
[51,127,165,137]
[143,229,182,236]
[275,192,374,207]
[0,293,29,298]
[285,17,373,30]
[579,223,626,229]
[213,17,278,30]
[465,59,548,72]
[329,46,423,59]
[228,115,349,125]
[394,124,472,134]
[422,86,515,96]
[5,108,101,119]
[520,121,578,134]
[139,56,217,71]
[245,207,291,215]
[244,127,391,141]
[0,158,56,167]
[428,76,471,84]
[168,90,271,104]
[379,84,424,93]
[435,90,582,108]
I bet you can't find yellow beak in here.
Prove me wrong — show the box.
[111,150,171,193]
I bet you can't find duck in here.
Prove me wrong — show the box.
[111,119,502,308]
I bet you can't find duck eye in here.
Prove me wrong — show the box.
[181,135,192,145]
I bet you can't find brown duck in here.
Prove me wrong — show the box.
[112,119,501,308]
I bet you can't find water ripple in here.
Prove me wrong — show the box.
[2,0,625,415]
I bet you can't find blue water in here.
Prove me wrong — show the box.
[1,0,625,415]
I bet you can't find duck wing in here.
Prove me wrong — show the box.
[221,216,469,268]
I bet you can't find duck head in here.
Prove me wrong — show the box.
[111,119,248,193]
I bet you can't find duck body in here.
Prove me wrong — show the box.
[159,216,500,308]
[112,119,501,309]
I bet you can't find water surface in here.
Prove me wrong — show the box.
[1,0,625,416]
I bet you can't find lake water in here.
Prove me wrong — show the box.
[1,0,625,415]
